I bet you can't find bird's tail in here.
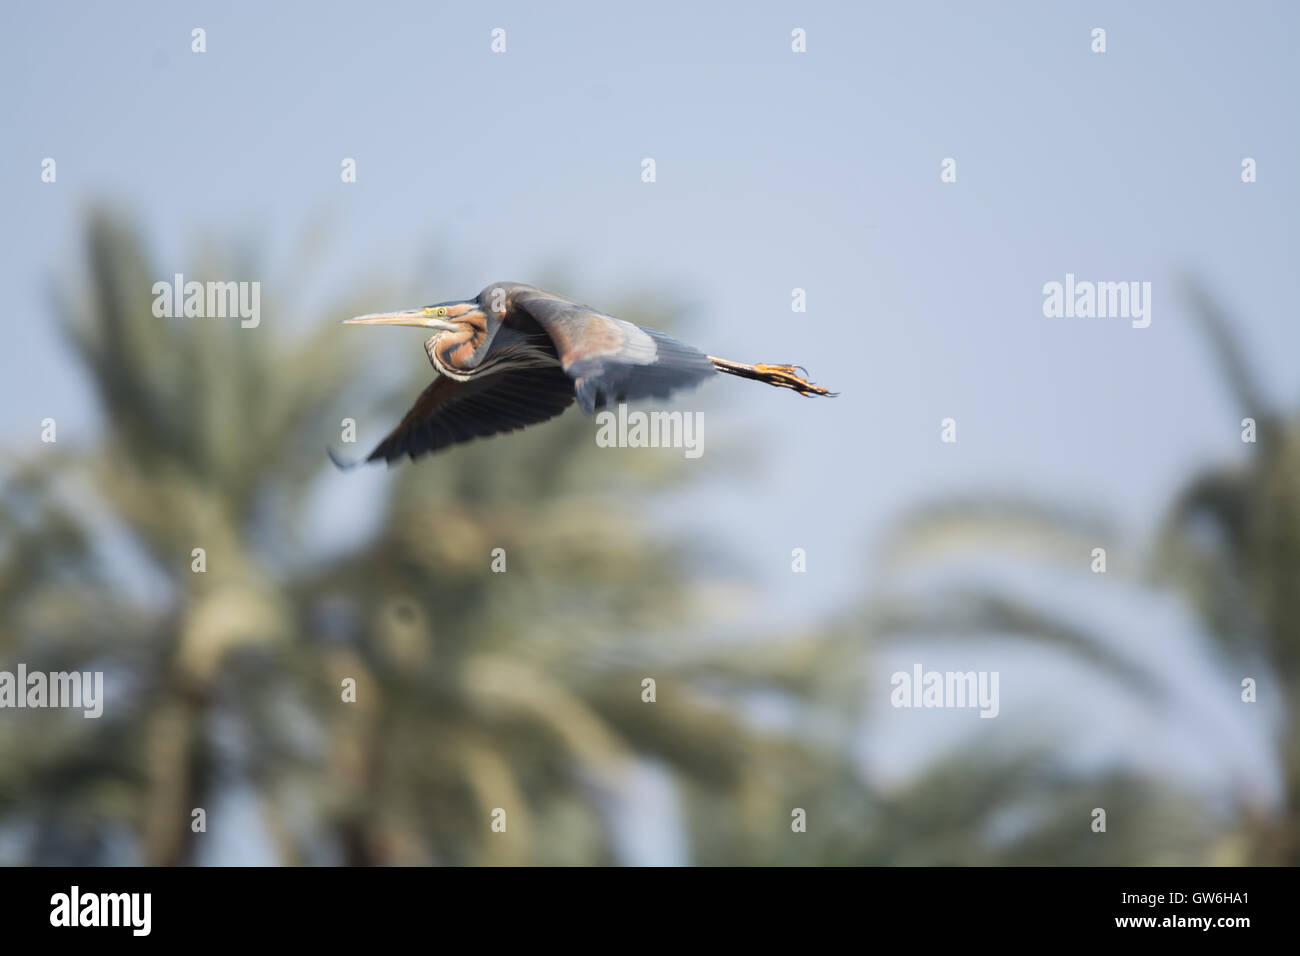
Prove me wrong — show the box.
[707,356,837,396]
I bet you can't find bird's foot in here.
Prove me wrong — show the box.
[708,355,838,396]
[750,363,837,397]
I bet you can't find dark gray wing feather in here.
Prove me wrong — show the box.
[367,365,576,463]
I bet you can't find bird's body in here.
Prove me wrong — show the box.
[340,282,833,465]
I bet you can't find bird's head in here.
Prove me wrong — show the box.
[342,299,482,332]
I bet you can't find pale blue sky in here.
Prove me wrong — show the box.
[3,1,1297,838]
[5,2,1296,615]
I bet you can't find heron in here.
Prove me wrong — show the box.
[337,282,834,465]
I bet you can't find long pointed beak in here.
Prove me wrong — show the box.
[342,310,430,327]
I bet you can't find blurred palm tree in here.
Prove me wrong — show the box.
[860,275,1297,865]
[3,211,1252,867]
[0,209,871,865]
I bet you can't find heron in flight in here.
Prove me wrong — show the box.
[338,282,834,465]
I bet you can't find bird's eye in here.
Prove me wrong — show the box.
[437,308,447,316]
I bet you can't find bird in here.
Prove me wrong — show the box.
[336,282,834,465]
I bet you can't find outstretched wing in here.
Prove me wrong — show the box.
[510,287,716,414]
[366,364,576,463]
